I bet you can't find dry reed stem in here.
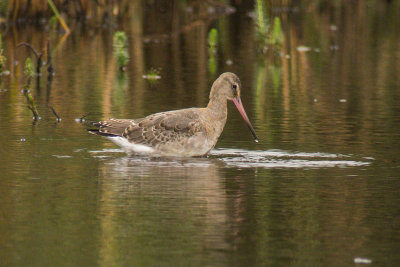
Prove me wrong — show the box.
[47,0,70,33]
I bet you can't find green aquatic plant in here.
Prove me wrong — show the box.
[0,33,6,74]
[254,0,269,39]
[142,68,161,84]
[113,31,129,71]
[253,1,283,51]
[268,17,283,46]
[23,57,40,120]
[208,28,218,49]
[207,28,218,78]
[17,42,43,76]
[23,89,40,120]
[24,57,35,77]
[143,68,161,79]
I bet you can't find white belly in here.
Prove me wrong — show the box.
[108,136,155,154]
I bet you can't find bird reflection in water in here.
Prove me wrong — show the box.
[96,156,245,265]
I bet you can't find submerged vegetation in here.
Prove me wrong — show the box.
[113,31,129,72]
[0,34,5,73]
[22,57,40,120]
[17,42,44,76]
[269,17,283,46]
[23,89,40,120]
[254,0,269,39]
[207,28,218,78]
[23,57,35,78]
[253,0,284,52]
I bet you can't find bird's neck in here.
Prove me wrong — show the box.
[206,95,228,121]
[204,95,228,147]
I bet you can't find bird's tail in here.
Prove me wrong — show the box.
[88,129,119,137]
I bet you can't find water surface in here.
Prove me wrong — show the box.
[0,1,400,266]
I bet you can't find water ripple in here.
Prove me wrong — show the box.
[88,148,372,169]
[210,148,371,169]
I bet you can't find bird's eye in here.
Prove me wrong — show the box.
[232,84,237,89]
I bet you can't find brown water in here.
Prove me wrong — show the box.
[0,1,400,266]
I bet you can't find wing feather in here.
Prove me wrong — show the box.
[93,108,205,148]
[96,119,135,136]
[124,109,204,146]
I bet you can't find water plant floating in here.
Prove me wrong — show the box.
[142,68,161,80]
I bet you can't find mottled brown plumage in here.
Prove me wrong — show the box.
[91,72,258,157]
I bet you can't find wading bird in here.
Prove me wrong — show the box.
[90,72,258,157]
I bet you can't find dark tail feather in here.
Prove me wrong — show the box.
[88,129,119,137]
[75,113,117,137]
[76,117,101,128]
[91,121,103,128]
[84,120,101,127]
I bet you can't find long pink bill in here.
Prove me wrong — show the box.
[233,96,259,142]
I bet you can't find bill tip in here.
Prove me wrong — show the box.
[254,139,259,143]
